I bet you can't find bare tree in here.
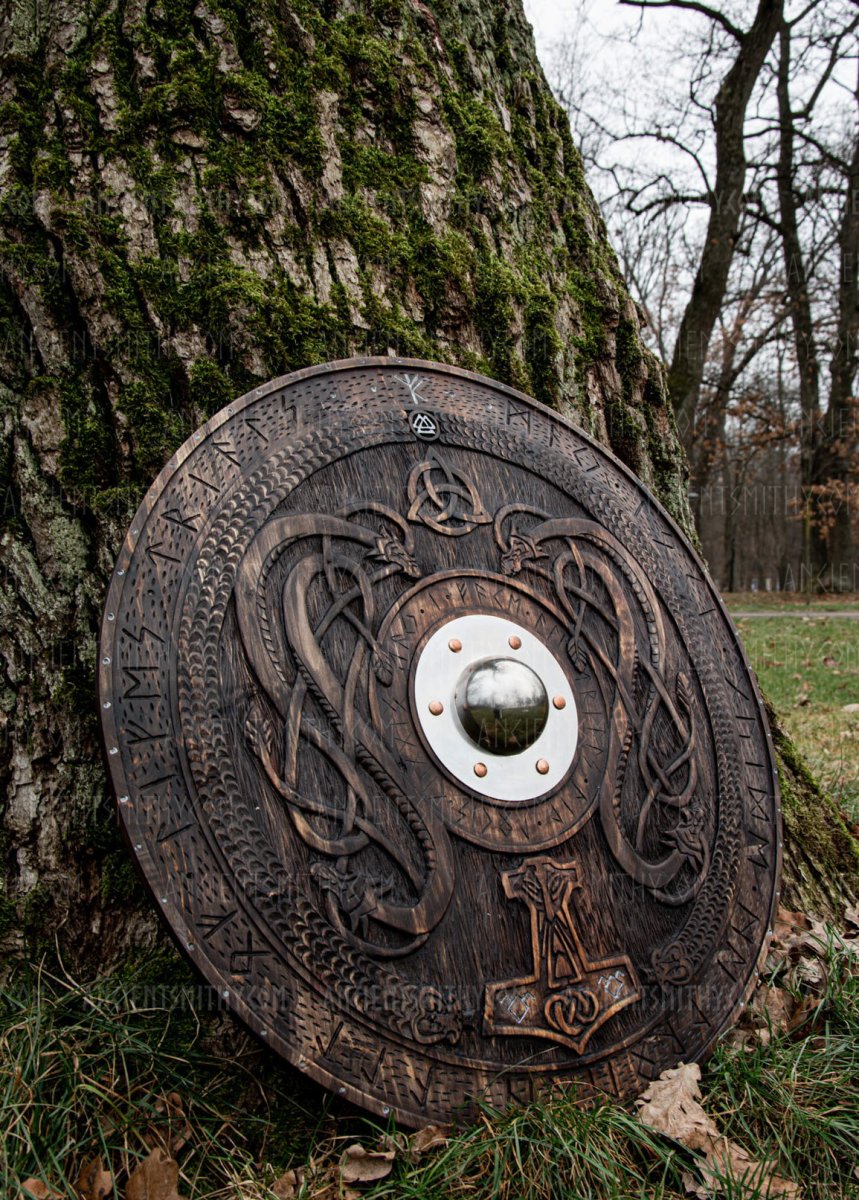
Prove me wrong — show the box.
[767,8,859,587]
[619,0,783,450]
[551,0,858,592]
[824,61,859,587]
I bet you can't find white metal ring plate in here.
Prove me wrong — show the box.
[412,613,578,801]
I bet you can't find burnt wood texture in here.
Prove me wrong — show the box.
[99,358,781,1127]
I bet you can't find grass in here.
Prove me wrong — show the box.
[367,1101,690,1200]
[707,935,859,1199]
[3,941,858,1199]
[1,958,331,1199]
[729,609,859,822]
[724,593,859,613]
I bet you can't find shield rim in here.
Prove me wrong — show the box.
[97,355,782,1125]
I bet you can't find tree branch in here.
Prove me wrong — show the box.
[618,0,745,43]
[614,129,713,193]
[793,14,859,118]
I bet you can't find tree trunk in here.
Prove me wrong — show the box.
[0,0,854,978]
[776,21,859,592]
[825,81,859,592]
[775,21,829,591]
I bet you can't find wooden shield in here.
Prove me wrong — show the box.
[99,358,781,1126]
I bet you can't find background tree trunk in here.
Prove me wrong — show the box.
[0,0,854,978]
[824,87,859,591]
[775,21,827,590]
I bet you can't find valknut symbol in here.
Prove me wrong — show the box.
[408,409,441,441]
[484,858,641,1054]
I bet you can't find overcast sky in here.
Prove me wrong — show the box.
[520,0,705,216]
[521,0,682,81]
[524,0,610,61]
[522,0,852,130]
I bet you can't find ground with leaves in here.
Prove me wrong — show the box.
[5,907,858,1200]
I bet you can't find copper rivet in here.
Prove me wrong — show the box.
[429,700,444,716]
[553,695,566,710]
[448,638,462,653]
[536,759,550,775]
[474,762,488,778]
[508,635,522,650]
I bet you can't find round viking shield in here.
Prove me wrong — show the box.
[99,358,781,1126]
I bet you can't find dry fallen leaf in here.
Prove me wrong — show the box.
[380,1124,448,1162]
[768,906,831,977]
[271,1167,305,1199]
[636,1062,719,1148]
[794,954,827,991]
[301,1161,358,1200]
[147,1092,192,1155]
[773,906,810,942]
[722,1025,758,1052]
[747,984,816,1042]
[75,1157,114,1200]
[409,1124,448,1160]
[681,1166,711,1199]
[125,1149,185,1200]
[757,985,792,1029]
[19,1181,63,1200]
[636,1062,801,1199]
[339,1143,396,1186]
[697,1143,801,1200]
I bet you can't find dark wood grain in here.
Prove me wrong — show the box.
[98,358,781,1127]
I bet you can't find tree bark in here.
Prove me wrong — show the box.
[0,0,854,977]
[825,78,859,591]
[776,21,829,591]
